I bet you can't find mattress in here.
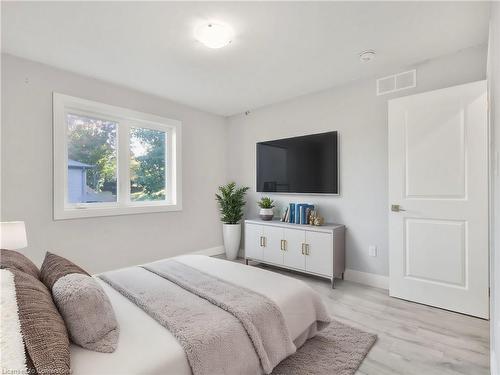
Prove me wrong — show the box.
[70,255,326,375]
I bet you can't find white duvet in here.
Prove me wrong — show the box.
[70,255,328,375]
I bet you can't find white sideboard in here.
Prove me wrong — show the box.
[244,219,345,288]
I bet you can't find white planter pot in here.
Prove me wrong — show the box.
[222,223,241,260]
[259,208,274,221]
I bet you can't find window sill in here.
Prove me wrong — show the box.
[53,203,182,220]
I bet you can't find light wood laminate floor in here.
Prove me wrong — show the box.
[243,260,490,375]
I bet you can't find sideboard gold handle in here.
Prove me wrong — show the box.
[301,243,305,255]
[305,244,310,256]
[283,240,287,251]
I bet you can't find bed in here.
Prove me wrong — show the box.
[70,255,330,375]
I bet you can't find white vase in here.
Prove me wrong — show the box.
[222,223,241,260]
[259,208,274,221]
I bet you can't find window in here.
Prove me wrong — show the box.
[53,93,182,219]
[130,127,166,202]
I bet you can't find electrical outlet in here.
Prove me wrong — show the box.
[369,245,377,257]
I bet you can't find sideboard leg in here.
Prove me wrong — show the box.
[245,259,249,265]
[331,277,335,289]
[341,272,344,280]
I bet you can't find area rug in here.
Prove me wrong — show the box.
[272,319,377,375]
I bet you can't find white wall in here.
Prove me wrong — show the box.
[488,3,500,374]
[227,45,487,276]
[1,54,227,273]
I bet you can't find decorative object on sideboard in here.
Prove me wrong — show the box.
[215,182,250,260]
[257,197,275,221]
[280,207,288,222]
[0,221,28,250]
[309,210,325,226]
[280,203,316,225]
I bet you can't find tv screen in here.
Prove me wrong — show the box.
[256,131,338,194]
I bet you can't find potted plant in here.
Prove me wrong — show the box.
[215,182,250,260]
[257,197,275,221]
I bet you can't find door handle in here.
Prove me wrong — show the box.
[302,243,310,255]
[280,239,287,251]
[391,204,406,212]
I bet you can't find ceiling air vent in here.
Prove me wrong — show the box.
[376,69,416,96]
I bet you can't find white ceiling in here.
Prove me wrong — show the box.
[1,2,490,116]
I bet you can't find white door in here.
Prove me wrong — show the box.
[283,228,306,270]
[388,80,489,318]
[245,224,264,260]
[305,231,333,277]
[263,226,284,265]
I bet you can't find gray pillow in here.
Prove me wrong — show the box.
[41,252,119,353]
[52,273,119,352]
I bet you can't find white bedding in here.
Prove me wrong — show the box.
[71,255,327,375]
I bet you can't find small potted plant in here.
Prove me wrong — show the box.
[258,197,275,221]
[215,182,250,260]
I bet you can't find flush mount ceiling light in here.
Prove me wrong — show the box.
[195,23,233,49]
[359,50,376,62]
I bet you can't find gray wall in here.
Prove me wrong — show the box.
[0,45,489,277]
[488,3,500,373]
[227,45,487,276]
[1,54,227,273]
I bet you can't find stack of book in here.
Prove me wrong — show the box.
[280,203,315,225]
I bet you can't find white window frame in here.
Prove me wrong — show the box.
[53,93,182,220]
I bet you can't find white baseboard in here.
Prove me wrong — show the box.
[193,249,389,290]
[191,246,225,257]
[343,268,389,290]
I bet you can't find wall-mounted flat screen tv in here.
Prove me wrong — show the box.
[256,131,338,194]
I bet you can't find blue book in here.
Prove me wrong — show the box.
[301,204,314,224]
[300,205,307,224]
[295,204,301,224]
[297,204,308,224]
[289,203,295,223]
